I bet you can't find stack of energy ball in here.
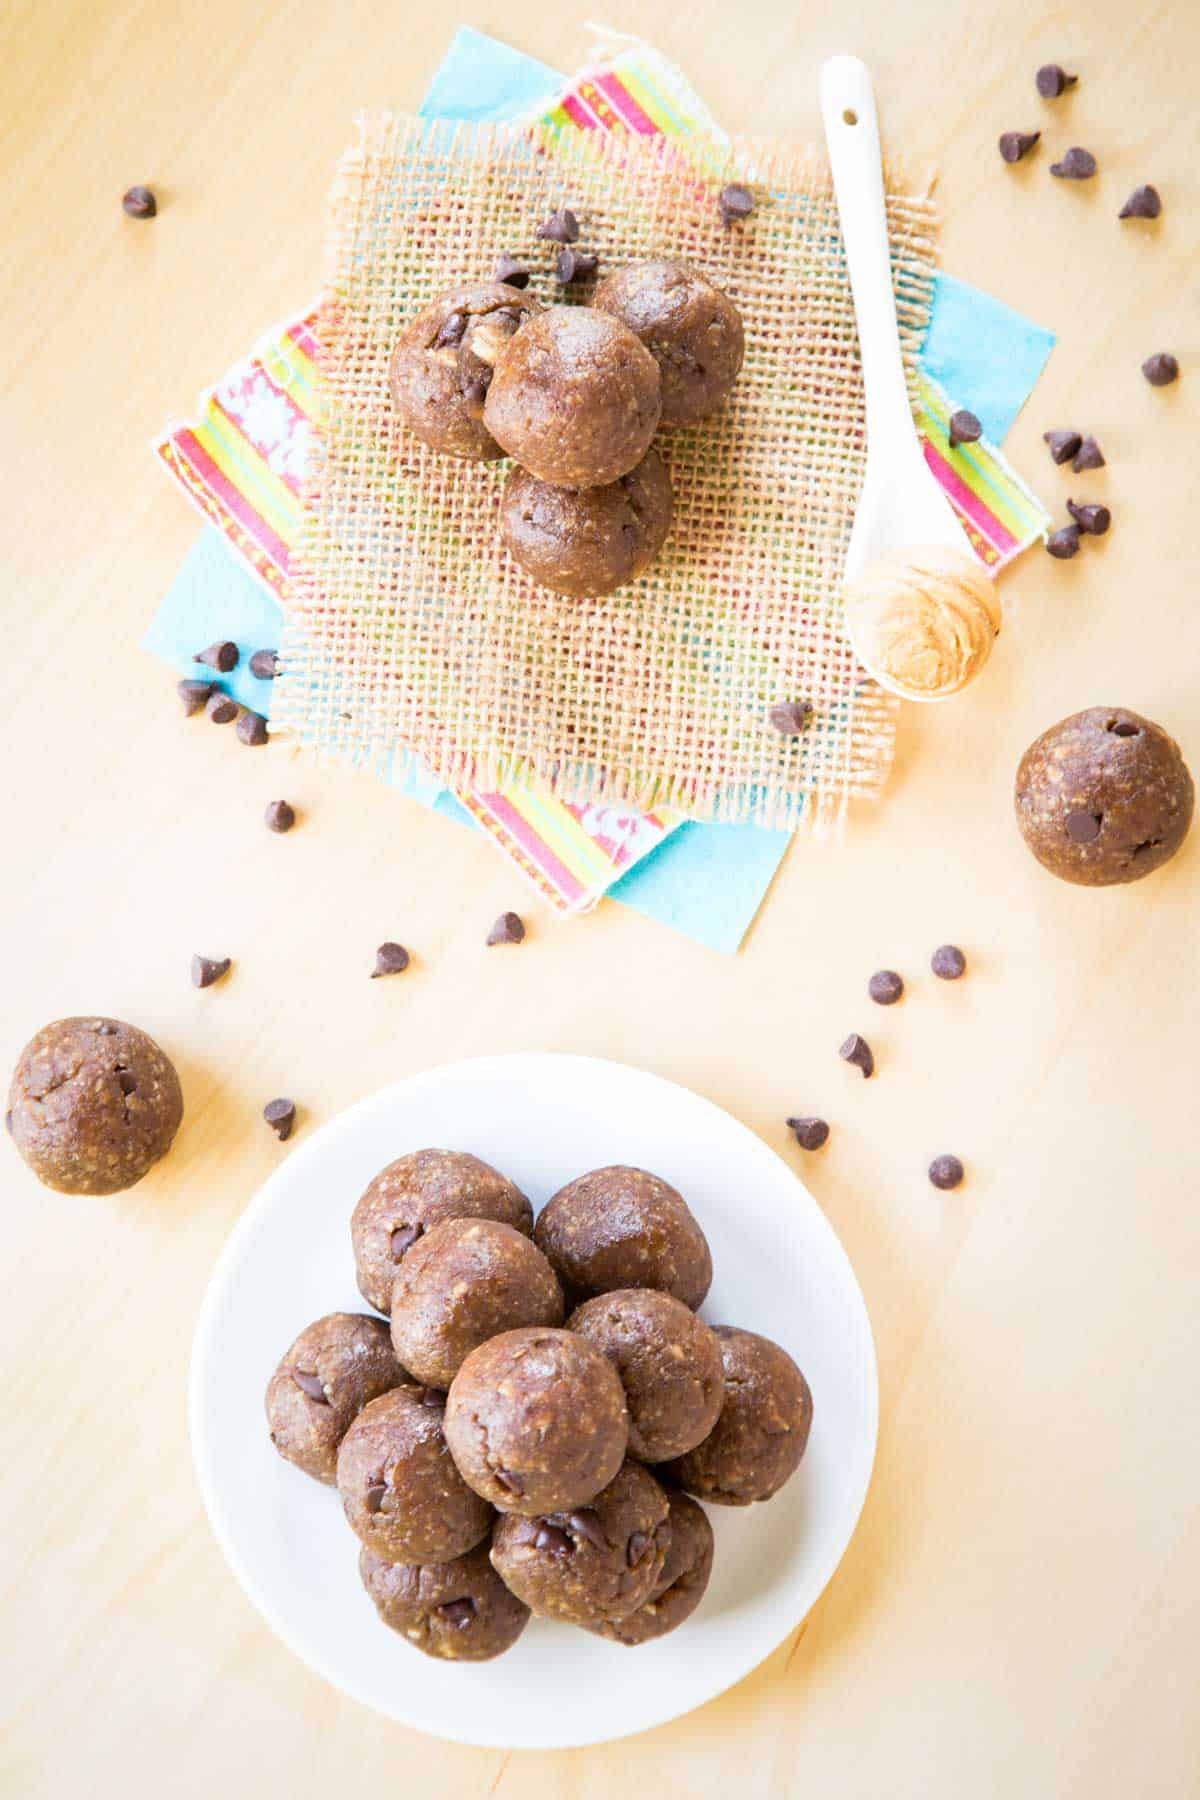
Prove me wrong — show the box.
[388,253,745,597]
[265,1150,813,1662]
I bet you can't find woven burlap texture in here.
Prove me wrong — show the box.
[280,111,939,828]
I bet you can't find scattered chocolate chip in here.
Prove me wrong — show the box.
[947,409,982,449]
[191,954,231,989]
[627,1530,651,1567]
[839,1033,875,1079]
[364,1483,387,1513]
[1067,498,1111,536]
[292,1369,328,1403]
[998,130,1040,164]
[436,1598,476,1629]
[487,911,526,946]
[1036,63,1077,98]
[567,1509,609,1551]
[433,311,467,350]
[1072,435,1105,471]
[555,247,598,283]
[931,944,966,980]
[177,679,214,716]
[263,1097,296,1141]
[206,692,238,725]
[264,799,295,834]
[1043,429,1082,466]
[1045,524,1082,560]
[537,207,580,244]
[494,253,530,289]
[249,648,279,679]
[1050,147,1096,180]
[1118,184,1162,221]
[390,1223,423,1257]
[534,1524,574,1555]
[769,699,813,735]
[1142,351,1179,387]
[116,1070,137,1096]
[868,969,904,1005]
[371,941,410,979]
[718,183,755,225]
[786,1116,830,1151]
[236,710,269,746]
[196,640,239,673]
[122,184,157,218]
[928,1154,964,1190]
[494,1468,524,1497]
[1066,808,1102,843]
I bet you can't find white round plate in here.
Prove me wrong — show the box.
[190,1053,878,1749]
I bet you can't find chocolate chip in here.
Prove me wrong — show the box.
[1072,435,1105,471]
[413,1385,443,1408]
[236,710,269,746]
[839,1033,874,1079]
[263,1097,296,1140]
[1050,147,1096,180]
[494,254,530,289]
[1107,718,1139,737]
[461,376,488,407]
[567,1509,609,1551]
[1066,808,1101,842]
[868,969,904,1006]
[718,183,754,225]
[786,1116,830,1151]
[390,1223,423,1257]
[196,640,239,673]
[998,130,1040,164]
[1036,63,1077,98]
[436,1598,476,1629]
[249,649,280,679]
[487,912,526,946]
[371,941,410,978]
[769,700,813,735]
[4,1111,11,1134]
[191,954,231,988]
[1067,498,1111,536]
[364,1483,387,1513]
[535,1524,575,1555]
[206,692,238,725]
[1142,351,1179,387]
[928,1154,964,1190]
[177,679,214,716]
[555,247,598,283]
[122,184,157,218]
[494,1468,524,1497]
[433,311,467,350]
[931,944,966,980]
[947,410,982,449]
[264,799,295,833]
[537,208,580,244]
[1119,184,1162,220]
[1045,524,1082,560]
[292,1369,328,1403]
[97,1023,118,1035]
[116,1070,137,1096]
[1043,429,1082,465]
[627,1531,651,1567]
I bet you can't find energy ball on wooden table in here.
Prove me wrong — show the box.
[665,1326,813,1506]
[588,1487,715,1646]
[499,447,674,598]
[351,1148,532,1315]
[444,1326,628,1515]
[1015,706,1193,885]
[535,1166,713,1309]
[6,1016,183,1195]
[490,1459,671,1627]
[483,306,661,487]
[593,260,745,424]
[389,1217,563,1389]
[389,283,542,460]
[358,1539,530,1662]
[567,1288,724,1463]
[337,1385,493,1565]
[265,1312,407,1484]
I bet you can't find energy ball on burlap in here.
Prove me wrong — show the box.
[588,1487,715,1646]
[534,1166,713,1310]
[499,447,674,598]
[389,283,542,460]
[567,1288,724,1463]
[665,1326,813,1506]
[351,1148,533,1315]
[593,260,745,424]
[490,1459,671,1627]
[444,1326,628,1515]
[358,1539,530,1663]
[483,305,662,488]
[1015,706,1193,886]
[264,1313,407,1485]
[337,1385,493,1565]
[6,1016,183,1195]
[389,1217,564,1389]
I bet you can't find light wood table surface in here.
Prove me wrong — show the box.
[3,1,1197,1794]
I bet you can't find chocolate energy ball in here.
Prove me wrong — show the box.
[567,1288,724,1463]
[499,448,674,599]
[589,1487,714,1646]
[6,1016,183,1195]
[351,1148,532,1315]
[337,1385,493,1565]
[265,1313,407,1484]
[483,305,662,488]
[444,1326,628,1515]
[389,1217,564,1389]
[389,283,542,460]
[1015,706,1193,886]
[665,1326,813,1506]
[593,260,745,424]
[490,1459,671,1626]
[359,1539,530,1663]
[534,1166,713,1310]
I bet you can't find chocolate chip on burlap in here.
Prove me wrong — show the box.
[494,253,530,288]
[717,183,755,224]
[555,247,598,283]
[537,207,580,244]
[769,700,813,735]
